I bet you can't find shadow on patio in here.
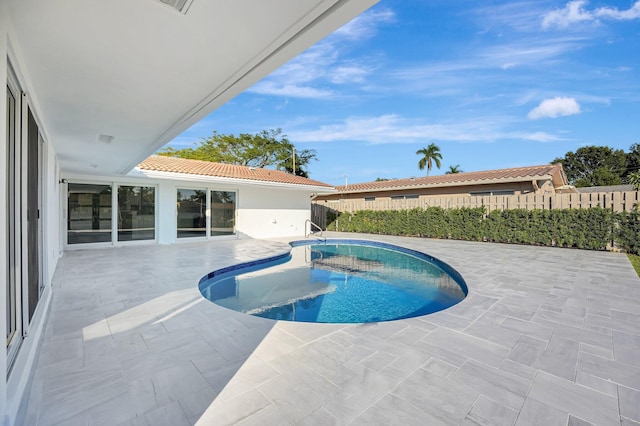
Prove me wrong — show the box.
[21,239,291,425]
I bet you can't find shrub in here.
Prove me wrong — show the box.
[617,210,640,254]
[326,206,616,251]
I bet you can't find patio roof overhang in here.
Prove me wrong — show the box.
[7,0,377,176]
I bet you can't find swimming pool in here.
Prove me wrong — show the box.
[198,239,468,323]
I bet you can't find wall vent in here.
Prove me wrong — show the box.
[154,0,194,14]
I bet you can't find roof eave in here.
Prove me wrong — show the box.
[132,168,336,192]
[331,175,554,195]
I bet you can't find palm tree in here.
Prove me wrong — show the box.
[446,164,463,174]
[416,143,442,176]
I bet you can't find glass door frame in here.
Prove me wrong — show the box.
[64,180,159,248]
[175,185,238,242]
[5,64,45,371]
[65,181,114,247]
[6,67,23,367]
[116,184,158,244]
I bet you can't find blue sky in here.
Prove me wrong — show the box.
[165,0,640,186]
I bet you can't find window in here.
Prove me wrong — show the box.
[470,190,515,196]
[210,191,236,236]
[390,194,419,200]
[118,186,155,241]
[364,196,376,202]
[67,184,112,244]
[177,189,206,238]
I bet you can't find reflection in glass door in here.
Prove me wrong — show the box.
[177,189,206,238]
[67,183,112,244]
[210,191,236,236]
[118,186,155,241]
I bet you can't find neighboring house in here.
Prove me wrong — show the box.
[576,184,635,193]
[63,155,334,247]
[0,1,376,423]
[315,164,576,203]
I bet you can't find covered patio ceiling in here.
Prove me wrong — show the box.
[8,0,377,176]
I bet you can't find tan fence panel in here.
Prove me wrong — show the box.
[314,190,639,219]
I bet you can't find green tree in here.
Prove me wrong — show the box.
[629,171,640,190]
[445,164,463,174]
[416,143,442,176]
[625,143,640,179]
[158,129,317,178]
[552,145,626,187]
[279,148,317,177]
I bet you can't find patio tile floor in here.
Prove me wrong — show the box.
[21,232,640,425]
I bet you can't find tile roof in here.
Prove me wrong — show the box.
[137,156,333,188]
[333,164,567,193]
[576,184,636,193]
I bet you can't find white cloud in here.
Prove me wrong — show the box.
[393,37,581,85]
[542,0,593,29]
[542,0,640,29]
[289,114,565,144]
[524,132,564,142]
[528,97,581,119]
[248,81,333,99]
[247,9,393,99]
[329,65,370,84]
[333,9,395,40]
[595,1,640,20]
[473,2,553,33]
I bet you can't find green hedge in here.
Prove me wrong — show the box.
[616,210,640,254]
[327,206,639,253]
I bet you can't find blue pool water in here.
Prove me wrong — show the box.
[199,239,468,323]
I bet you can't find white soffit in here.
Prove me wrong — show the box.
[7,0,378,176]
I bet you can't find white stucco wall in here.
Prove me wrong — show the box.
[237,186,311,239]
[43,142,61,287]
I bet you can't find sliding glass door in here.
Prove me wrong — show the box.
[6,67,44,370]
[118,186,155,241]
[67,183,112,244]
[176,188,237,239]
[177,189,206,238]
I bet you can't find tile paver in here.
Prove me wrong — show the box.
[20,232,640,425]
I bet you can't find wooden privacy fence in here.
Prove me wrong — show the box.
[311,190,639,229]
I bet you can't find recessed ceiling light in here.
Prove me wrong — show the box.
[97,134,115,144]
[154,0,194,14]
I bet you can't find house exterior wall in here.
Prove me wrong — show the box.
[61,174,314,246]
[237,186,311,239]
[316,180,546,203]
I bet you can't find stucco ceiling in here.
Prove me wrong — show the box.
[8,0,377,175]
